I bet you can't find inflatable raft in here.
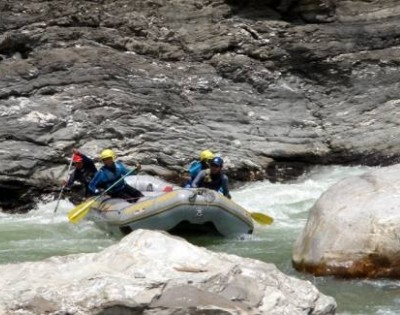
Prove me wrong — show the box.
[125,174,178,193]
[86,188,254,237]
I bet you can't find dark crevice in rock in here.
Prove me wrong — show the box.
[0,34,34,60]
[225,0,337,24]
[0,181,37,213]
[327,152,400,167]
[96,305,146,315]
[0,90,31,100]
[288,62,352,86]
[265,160,313,183]
[225,0,283,20]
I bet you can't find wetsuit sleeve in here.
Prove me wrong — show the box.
[116,161,131,176]
[118,161,139,176]
[221,175,231,199]
[66,170,76,187]
[81,153,97,172]
[191,170,206,188]
[88,170,104,194]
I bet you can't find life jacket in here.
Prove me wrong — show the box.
[99,162,126,192]
[201,169,223,192]
[188,160,202,180]
[183,160,203,188]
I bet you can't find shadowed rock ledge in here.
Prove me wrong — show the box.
[1,0,400,209]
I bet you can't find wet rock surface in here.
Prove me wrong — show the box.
[1,0,400,209]
[293,164,400,278]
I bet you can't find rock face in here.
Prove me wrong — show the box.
[292,164,400,278]
[0,230,336,314]
[1,0,400,208]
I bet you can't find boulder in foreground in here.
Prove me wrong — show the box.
[0,230,336,314]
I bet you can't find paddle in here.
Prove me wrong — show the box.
[54,154,74,213]
[67,168,136,223]
[249,212,273,225]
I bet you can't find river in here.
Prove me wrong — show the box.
[1,165,399,314]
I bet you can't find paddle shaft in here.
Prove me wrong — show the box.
[54,154,74,213]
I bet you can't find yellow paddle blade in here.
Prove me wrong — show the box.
[250,212,274,225]
[67,199,96,224]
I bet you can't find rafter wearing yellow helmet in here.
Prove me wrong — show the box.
[88,149,143,202]
[183,149,215,188]
[100,149,116,161]
[199,150,214,161]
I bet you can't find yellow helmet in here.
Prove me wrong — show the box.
[100,149,115,161]
[199,150,214,161]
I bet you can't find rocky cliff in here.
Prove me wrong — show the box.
[1,0,400,209]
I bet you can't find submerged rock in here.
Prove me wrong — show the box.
[293,164,400,278]
[0,230,336,314]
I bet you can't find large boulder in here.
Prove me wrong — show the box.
[0,230,336,314]
[293,164,400,278]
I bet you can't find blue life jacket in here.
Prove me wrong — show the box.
[89,161,129,194]
[183,160,202,188]
[189,161,202,179]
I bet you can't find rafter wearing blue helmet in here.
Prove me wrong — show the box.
[191,156,231,199]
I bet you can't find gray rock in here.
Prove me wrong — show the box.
[293,164,400,278]
[0,229,336,314]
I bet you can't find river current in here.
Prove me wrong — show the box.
[1,165,399,314]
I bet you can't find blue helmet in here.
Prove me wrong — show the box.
[210,156,223,167]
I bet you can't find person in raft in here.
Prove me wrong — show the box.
[191,156,231,199]
[183,149,215,188]
[88,149,144,202]
[63,148,97,197]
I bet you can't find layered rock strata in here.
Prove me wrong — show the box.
[1,0,400,208]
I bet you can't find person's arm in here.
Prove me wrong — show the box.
[88,170,103,194]
[116,161,130,176]
[118,161,140,176]
[65,170,76,187]
[221,174,231,199]
[191,170,206,188]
